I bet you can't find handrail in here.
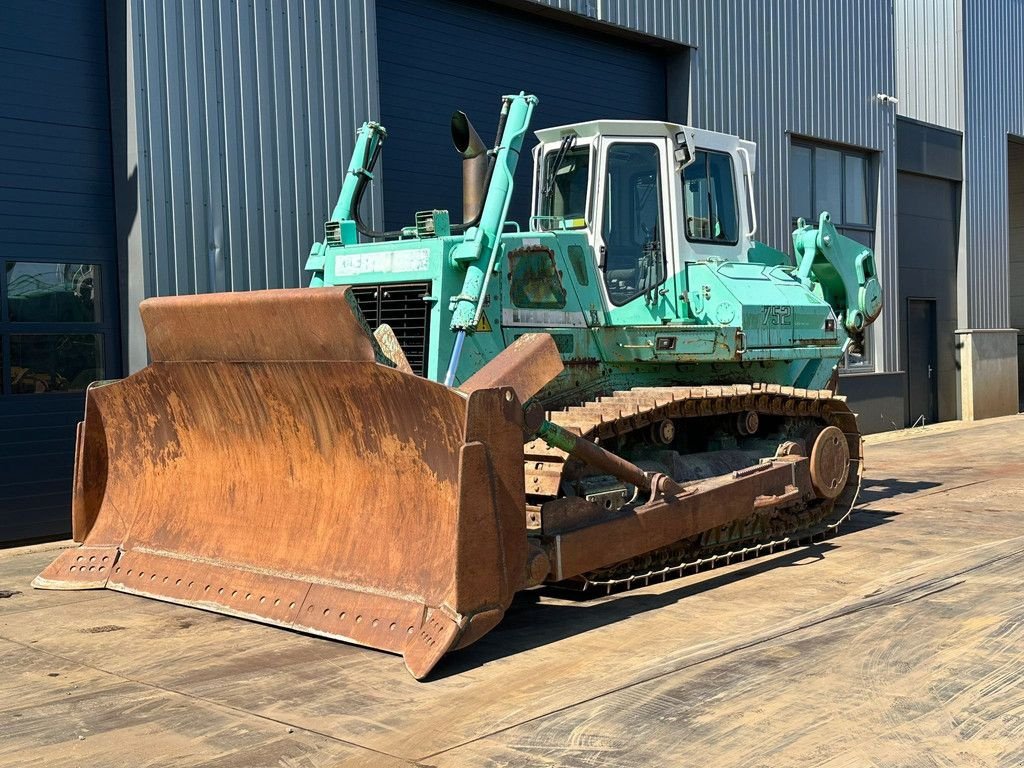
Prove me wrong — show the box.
[737,146,757,239]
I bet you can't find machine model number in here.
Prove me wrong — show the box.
[333,248,429,278]
[762,305,793,325]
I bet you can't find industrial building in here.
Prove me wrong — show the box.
[1,0,1020,542]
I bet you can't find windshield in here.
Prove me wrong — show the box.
[537,145,590,228]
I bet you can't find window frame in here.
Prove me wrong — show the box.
[533,142,595,232]
[0,258,120,397]
[789,138,878,373]
[789,138,876,245]
[597,138,670,308]
[681,149,741,247]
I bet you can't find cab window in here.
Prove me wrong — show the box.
[683,150,739,245]
[600,142,665,306]
[537,144,590,229]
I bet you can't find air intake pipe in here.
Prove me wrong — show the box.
[451,110,488,225]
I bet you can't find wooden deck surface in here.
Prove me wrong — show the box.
[3,415,1023,767]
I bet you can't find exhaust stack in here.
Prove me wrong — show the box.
[451,110,487,224]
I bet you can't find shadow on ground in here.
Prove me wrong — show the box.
[858,477,943,506]
[432,501,905,679]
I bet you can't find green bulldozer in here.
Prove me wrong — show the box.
[36,93,882,679]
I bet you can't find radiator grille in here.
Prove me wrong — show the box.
[350,282,432,376]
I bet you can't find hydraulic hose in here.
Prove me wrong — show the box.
[353,101,511,239]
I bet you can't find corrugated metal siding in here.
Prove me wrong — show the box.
[129,0,381,298]
[894,0,964,131]
[669,0,899,372]
[530,0,898,370]
[529,0,592,13]
[128,0,899,371]
[599,0,697,45]
[962,0,1024,329]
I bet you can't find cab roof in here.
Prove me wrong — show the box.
[534,120,742,144]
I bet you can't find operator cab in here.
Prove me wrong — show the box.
[531,121,757,306]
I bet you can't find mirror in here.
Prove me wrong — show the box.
[674,130,695,172]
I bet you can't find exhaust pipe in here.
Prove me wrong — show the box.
[451,110,488,224]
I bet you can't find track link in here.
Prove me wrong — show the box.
[524,383,862,591]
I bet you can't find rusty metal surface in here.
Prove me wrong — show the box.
[548,458,809,580]
[373,323,414,374]
[541,421,647,490]
[451,110,488,224]
[141,287,376,362]
[525,384,851,500]
[527,385,863,589]
[809,424,851,499]
[459,332,564,404]
[34,288,530,680]
[35,291,868,679]
[70,399,106,542]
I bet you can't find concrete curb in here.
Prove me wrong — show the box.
[864,412,1024,445]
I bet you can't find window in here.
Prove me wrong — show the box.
[537,145,590,229]
[10,334,104,393]
[7,262,101,322]
[789,140,875,247]
[600,142,665,306]
[2,261,109,394]
[682,150,739,245]
[789,140,877,371]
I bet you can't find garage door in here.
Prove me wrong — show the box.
[376,0,668,229]
[897,171,959,426]
[0,0,121,542]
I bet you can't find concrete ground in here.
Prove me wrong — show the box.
[2,415,1024,767]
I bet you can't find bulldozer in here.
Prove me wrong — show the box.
[35,93,882,679]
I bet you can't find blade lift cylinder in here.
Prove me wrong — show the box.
[444,92,538,385]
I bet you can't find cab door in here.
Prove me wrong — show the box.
[593,137,680,325]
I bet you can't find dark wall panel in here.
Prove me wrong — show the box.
[839,372,908,434]
[376,0,668,230]
[897,171,960,424]
[0,0,119,543]
[896,118,962,181]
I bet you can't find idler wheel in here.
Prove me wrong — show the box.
[809,425,850,500]
[651,418,675,445]
[737,410,759,436]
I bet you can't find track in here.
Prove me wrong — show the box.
[524,383,862,590]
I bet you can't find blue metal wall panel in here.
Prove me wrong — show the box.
[961,0,1024,329]
[0,0,119,542]
[375,0,667,229]
[894,0,1024,331]
[894,0,964,132]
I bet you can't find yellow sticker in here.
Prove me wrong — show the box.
[475,313,493,332]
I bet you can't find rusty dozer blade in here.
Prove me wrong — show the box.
[33,287,554,679]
